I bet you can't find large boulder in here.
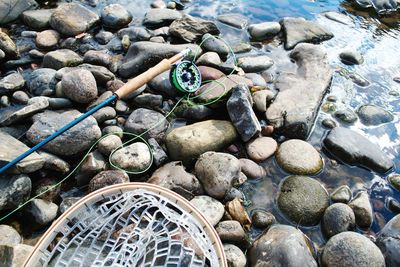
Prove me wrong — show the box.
[376,214,400,267]
[165,120,238,164]
[118,42,201,78]
[0,0,37,25]
[265,43,332,139]
[26,110,101,156]
[323,127,393,173]
[248,224,317,267]
[169,15,220,43]
[0,174,31,211]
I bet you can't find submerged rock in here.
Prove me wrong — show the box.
[0,174,31,211]
[348,191,373,228]
[323,127,393,173]
[357,104,394,126]
[281,17,333,50]
[330,185,352,203]
[277,175,329,226]
[169,15,220,43]
[376,214,400,267]
[217,13,248,29]
[321,231,385,267]
[248,224,317,267]
[248,22,281,40]
[166,120,237,164]
[334,108,358,123]
[339,49,364,65]
[266,43,332,139]
[322,203,356,238]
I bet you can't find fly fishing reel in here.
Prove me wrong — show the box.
[170,61,202,93]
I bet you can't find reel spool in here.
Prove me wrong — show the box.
[170,61,202,93]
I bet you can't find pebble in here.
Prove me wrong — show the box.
[36,29,59,50]
[0,95,10,106]
[0,224,21,246]
[339,49,364,65]
[277,175,329,226]
[276,139,323,175]
[237,55,274,72]
[248,22,281,40]
[322,118,337,128]
[388,174,400,191]
[110,142,151,172]
[376,214,400,266]
[88,170,129,192]
[29,49,44,59]
[93,106,116,124]
[101,4,132,29]
[330,185,352,203]
[190,195,224,226]
[334,108,358,123]
[348,191,373,228]
[357,104,394,126]
[97,134,122,156]
[251,210,276,229]
[245,137,277,162]
[61,69,98,104]
[239,158,266,179]
[215,220,246,244]
[322,203,356,238]
[27,199,58,225]
[201,33,230,58]
[224,244,247,267]
[43,49,82,70]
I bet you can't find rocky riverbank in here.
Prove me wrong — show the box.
[0,0,399,266]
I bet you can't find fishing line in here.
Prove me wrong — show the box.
[0,34,240,223]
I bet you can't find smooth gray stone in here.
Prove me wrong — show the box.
[0,174,31,211]
[0,0,38,25]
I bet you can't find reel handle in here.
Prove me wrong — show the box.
[115,49,191,99]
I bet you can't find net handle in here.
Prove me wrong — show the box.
[23,182,227,267]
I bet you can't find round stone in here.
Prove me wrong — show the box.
[322,203,355,238]
[277,175,329,226]
[357,105,394,126]
[339,49,364,65]
[110,142,151,172]
[190,195,224,226]
[224,244,247,267]
[330,185,352,203]
[88,170,129,192]
[276,139,323,175]
[245,137,277,162]
[239,158,266,179]
[376,214,400,267]
[251,210,276,229]
[97,135,122,156]
[61,69,97,104]
[101,4,132,29]
[322,118,337,129]
[321,232,385,267]
[388,174,400,191]
[0,225,21,246]
[36,30,59,50]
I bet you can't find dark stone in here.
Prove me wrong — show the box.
[27,68,57,96]
[357,104,394,126]
[169,15,220,43]
[376,214,400,267]
[217,13,248,29]
[334,108,358,123]
[0,97,48,126]
[0,174,31,211]
[252,210,276,229]
[0,0,38,25]
[101,4,132,29]
[142,8,182,29]
[201,33,229,58]
[322,203,355,238]
[124,108,168,141]
[22,9,53,30]
[88,170,129,192]
[117,26,152,41]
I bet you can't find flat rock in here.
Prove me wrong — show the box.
[27,68,57,96]
[348,191,373,228]
[111,142,151,172]
[227,84,261,142]
[324,11,353,25]
[248,224,317,267]
[321,231,385,267]
[26,110,101,156]
[38,150,70,173]
[43,49,82,70]
[0,72,25,95]
[323,127,393,173]
[165,120,238,164]
[248,22,281,40]
[190,195,224,226]
[142,8,182,28]
[22,9,53,30]
[49,3,100,36]
[0,97,48,126]
[276,139,323,175]
[217,13,248,29]
[376,214,400,267]
[88,170,129,192]
[266,43,332,139]
[245,137,277,162]
[281,17,333,50]
[0,174,31,211]
[357,104,393,125]
[322,203,355,238]
[195,152,240,199]
[119,41,201,78]
[0,224,21,246]
[169,15,220,43]
[148,161,203,195]
[124,108,167,141]
[237,55,274,72]
[0,0,37,25]
[61,69,98,104]
[101,4,132,29]
[277,175,329,226]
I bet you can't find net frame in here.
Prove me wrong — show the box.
[24,183,227,267]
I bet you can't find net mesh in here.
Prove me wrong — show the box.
[36,189,218,267]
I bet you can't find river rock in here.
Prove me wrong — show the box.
[323,127,393,173]
[239,158,266,179]
[0,244,34,267]
[388,174,400,191]
[148,161,203,195]
[50,3,100,36]
[28,68,57,96]
[118,26,152,42]
[322,203,356,238]
[321,231,385,267]
[248,224,317,267]
[36,29,59,50]
[143,8,182,28]
[165,120,238,164]
[276,139,323,175]
[0,174,31,211]
[348,191,373,228]
[101,4,132,29]
[237,55,274,72]
[75,150,106,186]
[248,22,281,40]
[97,134,122,156]
[27,198,58,225]
[0,131,44,173]
[217,13,248,29]
[324,11,353,25]
[266,43,332,139]
[0,32,18,58]
[216,220,245,244]
[43,49,82,70]
[96,31,114,44]
[0,73,24,96]
[198,65,225,81]
[190,195,224,226]
[322,118,337,129]
[88,170,129,192]
[110,142,151,172]
[0,0,38,25]
[124,108,167,141]
[245,137,277,162]
[1,96,48,125]
[201,33,229,58]
[252,90,274,112]
[119,41,201,78]
[195,152,240,199]
[252,210,276,229]
[59,197,80,214]
[83,50,111,67]
[224,244,246,267]
[61,69,97,104]
[334,108,358,123]
[281,17,333,49]
[93,107,116,124]
[196,51,222,67]
[277,175,329,225]
[22,9,53,30]
[340,49,364,65]
[147,70,177,97]
[227,84,261,142]
[78,64,115,85]
[169,15,220,43]
[0,225,21,246]
[26,110,101,156]
[376,214,400,267]
[38,151,70,173]
[147,138,168,167]
[357,104,393,125]
[330,185,352,203]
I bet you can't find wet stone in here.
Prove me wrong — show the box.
[101,4,132,29]
[248,22,281,40]
[217,13,248,29]
[169,15,220,43]
[245,137,277,162]
[118,26,153,42]
[330,185,352,203]
[239,158,266,179]
[322,203,356,238]
[11,91,29,104]
[252,210,276,229]
[334,108,358,123]
[357,104,393,126]
[340,49,364,65]
[95,31,114,45]
[376,214,400,267]
[322,118,337,128]
[190,195,224,226]
[348,191,373,228]
[388,174,400,191]
[22,9,53,30]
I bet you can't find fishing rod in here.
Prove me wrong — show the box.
[0,48,202,175]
